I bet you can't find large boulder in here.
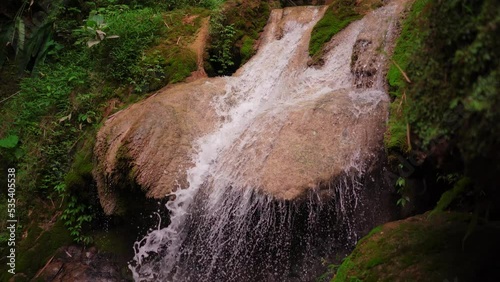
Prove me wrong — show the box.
[94,78,225,215]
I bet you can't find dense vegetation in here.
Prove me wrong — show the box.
[207,0,280,75]
[386,0,499,214]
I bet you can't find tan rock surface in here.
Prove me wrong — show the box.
[94,78,225,214]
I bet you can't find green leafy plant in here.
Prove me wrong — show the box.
[93,7,164,84]
[60,195,93,245]
[396,176,409,207]
[209,12,236,75]
[73,13,119,48]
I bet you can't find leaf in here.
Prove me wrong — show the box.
[0,135,19,148]
[396,177,406,187]
[86,20,98,29]
[16,18,26,53]
[87,39,100,48]
[88,14,104,26]
[96,30,106,40]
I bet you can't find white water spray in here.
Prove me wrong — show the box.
[129,3,405,281]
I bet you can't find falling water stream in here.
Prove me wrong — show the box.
[129,3,404,281]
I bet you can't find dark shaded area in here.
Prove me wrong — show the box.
[333,212,500,282]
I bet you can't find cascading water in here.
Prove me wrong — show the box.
[129,3,405,281]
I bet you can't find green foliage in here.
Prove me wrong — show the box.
[73,13,120,48]
[127,51,168,92]
[209,12,237,75]
[91,7,164,84]
[0,0,63,72]
[1,47,101,243]
[61,195,94,245]
[135,0,225,10]
[405,0,500,153]
[395,176,410,207]
[207,0,274,75]
[387,0,500,212]
[309,1,361,59]
[0,135,18,148]
[193,0,225,9]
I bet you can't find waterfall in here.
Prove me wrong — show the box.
[129,3,404,281]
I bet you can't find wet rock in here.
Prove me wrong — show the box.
[94,78,225,215]
[37,246,127,282]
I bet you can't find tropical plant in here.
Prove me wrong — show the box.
[0,0,61,72]
[73,13,119,48]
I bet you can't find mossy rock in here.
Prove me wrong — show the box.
[330,212,500,282]
[0,220,72,281]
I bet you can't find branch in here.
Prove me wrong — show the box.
[0,91,20,104]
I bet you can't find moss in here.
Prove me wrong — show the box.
[309,0,384,62]
[0,220,72,281]
[384,0,430,153]
[384,103,409,152]
[387,0,430,96]
[309,4,360,58]
[65,134,95,191]
[329,212,500,282]
[430,177,472,216]
[164,47,197,83]
[240,35,255,63]
[92,226,136,258]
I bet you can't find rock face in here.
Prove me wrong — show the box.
[94,78,225,214]
[94,0,408,215]
[246,90,388,200]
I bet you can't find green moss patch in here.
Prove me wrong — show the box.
[0,220,72,281]
[384,0,430,152]
[309,0,383,63]
[330,212,500,282]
